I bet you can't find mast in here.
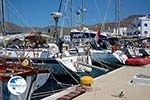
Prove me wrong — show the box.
[76,0,85,29]
[70,0,73,28]
[115,0,120,36]
[81,0,85,27]
[1,0,6,36]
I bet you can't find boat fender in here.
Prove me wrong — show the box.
[80,76,93,86]
[79,66,92,72]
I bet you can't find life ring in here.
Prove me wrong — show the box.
[49,44,59,54]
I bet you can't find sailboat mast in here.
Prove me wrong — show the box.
[70,0,73,28]
[81,0,84,27]
[1,0,6,36]
[115,0,120,35]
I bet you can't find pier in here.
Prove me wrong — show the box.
[43,65,150,100]
[74,65,150,100]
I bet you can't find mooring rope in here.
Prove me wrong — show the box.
[91,57,118,71]
[32,88,66,98]
[31,67,75,99]
[57,60,80,84]
[48,68,74,88]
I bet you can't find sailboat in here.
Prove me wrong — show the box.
[89,30,128,69]
[0,0,107,78]
[67,0,128,70]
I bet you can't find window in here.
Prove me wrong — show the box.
[144,31,148,34]
[64,37,67,39]
[144,23,148,27]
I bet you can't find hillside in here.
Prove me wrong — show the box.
[87,14,145,30]
[0,14,146,35]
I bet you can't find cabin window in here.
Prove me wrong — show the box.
[144,23,148,27]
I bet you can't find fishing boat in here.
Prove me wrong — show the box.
[0,57,51,100]
[0,56,89,100]
[0,1,59,99]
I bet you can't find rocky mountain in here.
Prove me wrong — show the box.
[0,22,49,33]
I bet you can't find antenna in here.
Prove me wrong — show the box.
[51,12,62,42]
[50,0,63,42]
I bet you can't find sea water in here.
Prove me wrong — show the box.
[31,65,106,100]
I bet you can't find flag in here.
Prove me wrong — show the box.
[95,29,101,42]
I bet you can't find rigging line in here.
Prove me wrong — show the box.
[63,0,70,27]
[101,0,111,31]
[65,15,70,27]
[48,68,73,88]
[6,0,36,32]
[5,0,10,32]
[92,57,114,71]
[60,0,69,38]
[44,64,74,88]
[94,0,101,23]
[57,60,80,84]
[31,93,53,99]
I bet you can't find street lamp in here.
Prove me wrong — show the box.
[51,12,62,42]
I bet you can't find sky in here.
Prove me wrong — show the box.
[3,0,150,27]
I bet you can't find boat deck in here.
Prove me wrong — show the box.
[74,65,150,100]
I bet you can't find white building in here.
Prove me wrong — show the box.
[126,15,150,37]
[111,27,127,36]
[140,15,150,37]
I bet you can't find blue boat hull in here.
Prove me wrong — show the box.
[91,52,123,69]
